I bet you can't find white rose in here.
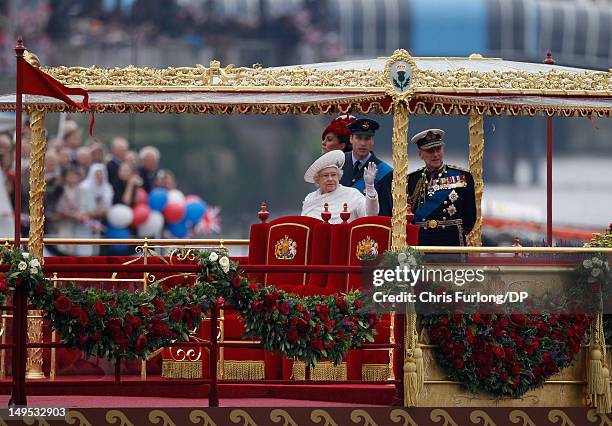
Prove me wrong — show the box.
[29,258,40,268]
[397,253,407,264]
[21,252,30,259]
[219,256,230,269]
[222,264,230,274]
[593,258,602,266]
[30,267,38,274]
[592,268,601,277]
[583,260,593,268]
[18,261,27,271]
[208,252,219,262]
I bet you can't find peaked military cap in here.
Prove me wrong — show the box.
[411,128,445,150]
[347,118,380,136]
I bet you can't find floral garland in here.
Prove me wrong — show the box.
[0,247,377,366]
[377,248,593,398]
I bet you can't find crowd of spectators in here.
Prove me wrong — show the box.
[0,0,343,74]
[0,117,178,255]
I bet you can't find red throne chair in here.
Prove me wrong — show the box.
[219,210,328,380]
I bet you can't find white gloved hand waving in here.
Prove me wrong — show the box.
[364,162,377,186]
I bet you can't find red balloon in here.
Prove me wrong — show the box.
[163,202,186,224]
[136,188,148,205]
[131,204,151,227]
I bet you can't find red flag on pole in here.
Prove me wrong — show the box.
[18,55,95,135]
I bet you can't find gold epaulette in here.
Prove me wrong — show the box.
[446,164,470,172]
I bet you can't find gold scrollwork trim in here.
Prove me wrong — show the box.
[42,62,387,91]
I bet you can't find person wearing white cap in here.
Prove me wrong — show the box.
[407,129,476,246]
[301,150,379,223]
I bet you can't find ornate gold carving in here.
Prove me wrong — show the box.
[310,409,338,426]
[547,409,577,426]
[413,68,611,95]
[28,109,46,257]
[66,410,93,426]
[429,409,459,426]
[508,410,536,426]
[229,409,258,426]
[105,410,135,426]
[26,109,47,380]
[188,410,217,426]
[469,410,496,426]
[467,112,484,246]
[586,409,612,425]
[389,409,419,426]
[22,417,50,426]
[149,410,176,426]
[350,409,378,426]
[42,63,386,91]
[270,409,299,426]
[390,101,409,252]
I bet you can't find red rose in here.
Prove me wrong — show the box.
[108,300,117,307]
[512,363,521,374]
[79,335,89,346]
[286,328,298,343]
[54,295,73,313]
[315,304,329,322]
[454,358,464,369]
[335,295,347,312]
[310,337,324,351]
[139,306,151,317]
[108,317,122,330]
[0,273,5,282]
[93,300,106,317]
[354,298,362,309]
[0,281,8,294]
[126,314,142,329]
[296,318,310,335]
[296,304,306,313]
[278,302,290,315]
[170,307,183,323]
[471,313,481,323]
[303,312,311,322]
[324,320,336,331]
[492,346,505,359]
[325,340,335,350]
[252,300,263,313]
[500,372,509,381]
[368,313,378,326]
[263,291,279,307]
[231,276,242,289]
[13,279,23,288]
[152,298,165,314]
[135,335,148,353]
[249,283,259,292]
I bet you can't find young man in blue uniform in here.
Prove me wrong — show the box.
[339,118,393,216]
[408,129,477,246]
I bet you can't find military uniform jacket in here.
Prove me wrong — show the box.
[407,164,476,246]
[340,151,393,217]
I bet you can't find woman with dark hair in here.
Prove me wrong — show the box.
[320,114,356,154]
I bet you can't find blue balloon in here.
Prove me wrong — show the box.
[185,200,206,223]
[148,188,168,212]
[106,226,131,254]
[167,220,188,238]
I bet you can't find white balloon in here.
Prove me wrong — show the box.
[167,189,185,205]
[137,211,164,237]
[107,204,134,228]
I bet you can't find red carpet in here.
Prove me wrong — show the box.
[0,377,396,405]
[0,395,384,407]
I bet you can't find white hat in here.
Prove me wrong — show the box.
[304,150,345,183]
[411,128,445,150]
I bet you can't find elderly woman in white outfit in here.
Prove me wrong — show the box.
[301,150,379,223]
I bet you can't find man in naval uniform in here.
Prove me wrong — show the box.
[339,118,393,216]
[408,129,476,246]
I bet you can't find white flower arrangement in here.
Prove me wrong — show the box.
[21,252,29,259]
[219,256,230,273]
[29,258,40,268]
[18,261,27,271]
[208,252,219,262]
[583,255,611,284]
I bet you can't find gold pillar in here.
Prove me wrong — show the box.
[467,111,484,246]
[26,108,46,379]
[390,100,409,252]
